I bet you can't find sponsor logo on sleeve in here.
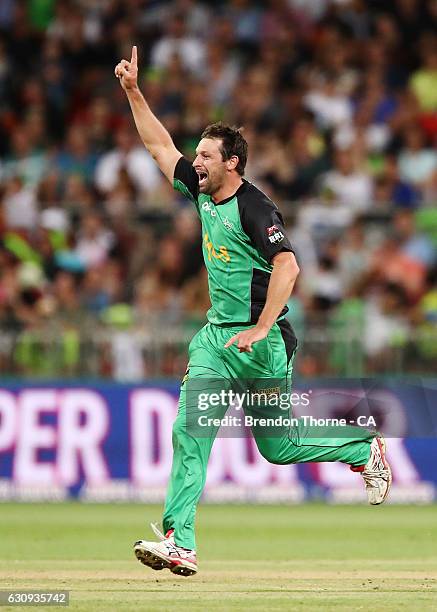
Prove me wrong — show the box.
[267,225,284,244]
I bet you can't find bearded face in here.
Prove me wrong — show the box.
[193,138,234,196]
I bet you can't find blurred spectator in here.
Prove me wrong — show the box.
[368,234,426,300]
[0,0,14,29]
[1,127,48,187]
[61,174,95,216]
[223,0,262,48]
[398,126,437,188]
[310,250,344,310]
[205,40,240,107]
[304,75,353,129]
[101,304,145,381]
[37,171,70,236]
[288,0,327,21]
[373,155,421,209]
[150,13,205,74]
[0,0,435,378]
[338,221,371,291]
[320,148,373,212]
[74,211,115,269]
[173,209,203,284]
[328,282,366,376]
[94,126,160,205]
[364,283,410,366]
[414,266,437,363]
[0,38,11,107]
[410,39,437,112]
[81,267,111,314]
[55,126,97,184]
[393,209,436,267]
[419,266,437,325]
[174,0,211,37]
[334,71,396,153]
[2,176,38,230]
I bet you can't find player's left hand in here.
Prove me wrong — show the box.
[224,325,269,353]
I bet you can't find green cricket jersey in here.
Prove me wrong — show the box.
[173,157,295,326]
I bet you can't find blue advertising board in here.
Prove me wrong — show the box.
[0,380,436,503]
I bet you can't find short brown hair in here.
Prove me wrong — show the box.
[201,122,248,176]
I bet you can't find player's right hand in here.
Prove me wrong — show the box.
[115,45,138,91]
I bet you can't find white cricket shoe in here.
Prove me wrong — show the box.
[350,436,392,504]
[134,523,197,577]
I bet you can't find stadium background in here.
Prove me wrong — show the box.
[0,0,437,503]
[0,2,436,610]
[0,0,436,381]
[0,0,437,501]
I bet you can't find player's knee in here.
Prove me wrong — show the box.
[256,442,284,465]
[172,418,187,444]
[172,417,200,448]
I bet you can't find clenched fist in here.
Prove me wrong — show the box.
[114,45,138,91]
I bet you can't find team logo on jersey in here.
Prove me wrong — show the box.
[201,201,217,217]
[267,225,284,244]
[204,232,231,263]
[223,216,233,230]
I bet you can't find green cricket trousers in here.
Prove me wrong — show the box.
[162,321,373,550]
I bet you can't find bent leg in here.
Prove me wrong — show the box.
[246,321,373,467]
[252,419,372,466]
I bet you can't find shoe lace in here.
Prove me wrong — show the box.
[150,522,194,556]
[150,522,166,541]
[362,469,388,488]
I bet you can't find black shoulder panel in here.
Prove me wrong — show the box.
[237,182,294,263]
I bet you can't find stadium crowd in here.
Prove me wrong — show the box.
[0,0,436,379]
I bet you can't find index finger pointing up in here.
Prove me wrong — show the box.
[131,45,137,65]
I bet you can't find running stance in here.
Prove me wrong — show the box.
[115,47,391,577]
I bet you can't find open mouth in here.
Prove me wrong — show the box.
[197,171,208,187]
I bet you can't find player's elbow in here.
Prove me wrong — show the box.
[292,261,300,280]
[289,254,300,279]
[273,251,300,280]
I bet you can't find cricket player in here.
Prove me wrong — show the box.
[115,47,392,577]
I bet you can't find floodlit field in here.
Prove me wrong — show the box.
[0,503,436,611]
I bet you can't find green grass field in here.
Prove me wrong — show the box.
[0,503,436,611]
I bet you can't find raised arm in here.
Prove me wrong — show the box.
[115,46,182,183]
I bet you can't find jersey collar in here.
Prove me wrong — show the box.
[212,179,248,206]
